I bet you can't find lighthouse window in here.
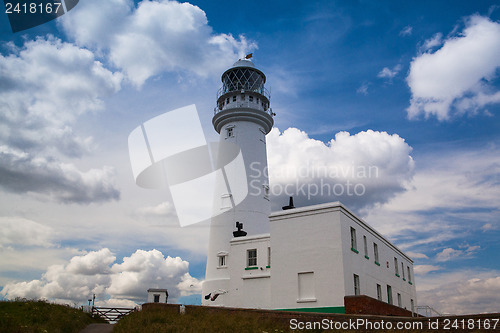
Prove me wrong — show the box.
[233,96,237,102]
[226,127,234,138]
[249,95,253,102]
[226,98,230,104]
[247,249,257,267]
[218,255,227,267]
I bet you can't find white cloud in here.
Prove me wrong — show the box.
[406,252,429,259]
[0,37,122,203]
[266,128,414,211]
[417,270,500,314]
[421,32,443,51]
[0,37,122,156]
[377,64,402,80]
[0,146,119,204]
[61,0,257,86]
[0,217,54,248]
[481,223,497,231]
[356,82,369,95]
[414,265,440,275]
[136,201,176,217]
[399,25,413,37]
[0,248,201,305]
[436,245,480,262]
[363,144,500,256]
[407,15,500,120]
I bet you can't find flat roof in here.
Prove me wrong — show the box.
[269,201,413,263]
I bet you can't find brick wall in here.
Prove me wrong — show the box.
[344,295,415,316]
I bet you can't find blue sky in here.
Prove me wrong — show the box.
[0,0,499,314]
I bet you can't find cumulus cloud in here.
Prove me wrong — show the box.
[0,37,121,203]
[0,248,201,306]
[61,0,257,86]
[407,15,500,120]
[0,146,119,204]
[266,128,414,211]
[0,37,122,156]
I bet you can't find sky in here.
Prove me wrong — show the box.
[0,0,499,314]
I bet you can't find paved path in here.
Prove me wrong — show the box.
[79,323,114,333]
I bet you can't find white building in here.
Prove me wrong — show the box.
[201,59,417,314]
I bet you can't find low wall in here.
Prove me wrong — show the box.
[344,295,415,316]
[142,303,181,314]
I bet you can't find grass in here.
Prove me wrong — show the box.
[113,307,298,333]
[0,299,107,333]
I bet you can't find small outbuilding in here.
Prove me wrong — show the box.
[147,288,169,303]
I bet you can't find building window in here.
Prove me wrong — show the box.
[373,243,379,264]
[267,247,271,267]
[397,293,402,307]
[376,284,382,301]
[407,266,412,284]
[402,262,405,280]
[218,255,226,267]
[411,299,415,313]
[247,249,257,267]
[350,227,357,253]
[153,294,160,303]
[387,285,393,305]
[394,257,399,277]
[363,235,368,258]
[353,274,360,296]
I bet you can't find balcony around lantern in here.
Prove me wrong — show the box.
[214,89,273,116]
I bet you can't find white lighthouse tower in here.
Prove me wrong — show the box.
[202,58,274,305]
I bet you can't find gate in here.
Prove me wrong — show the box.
[92,306,137,322]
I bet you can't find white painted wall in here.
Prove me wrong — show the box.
[147,289,168,303]
[269,203,346,310]
[339,210,417,311]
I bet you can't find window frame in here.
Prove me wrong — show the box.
[247,249,257,267]
[350,227,357,252]
[353,274,360,296]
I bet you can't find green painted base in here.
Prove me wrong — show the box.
[275,306,345,314]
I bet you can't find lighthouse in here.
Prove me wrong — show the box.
[202,58,274,305]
